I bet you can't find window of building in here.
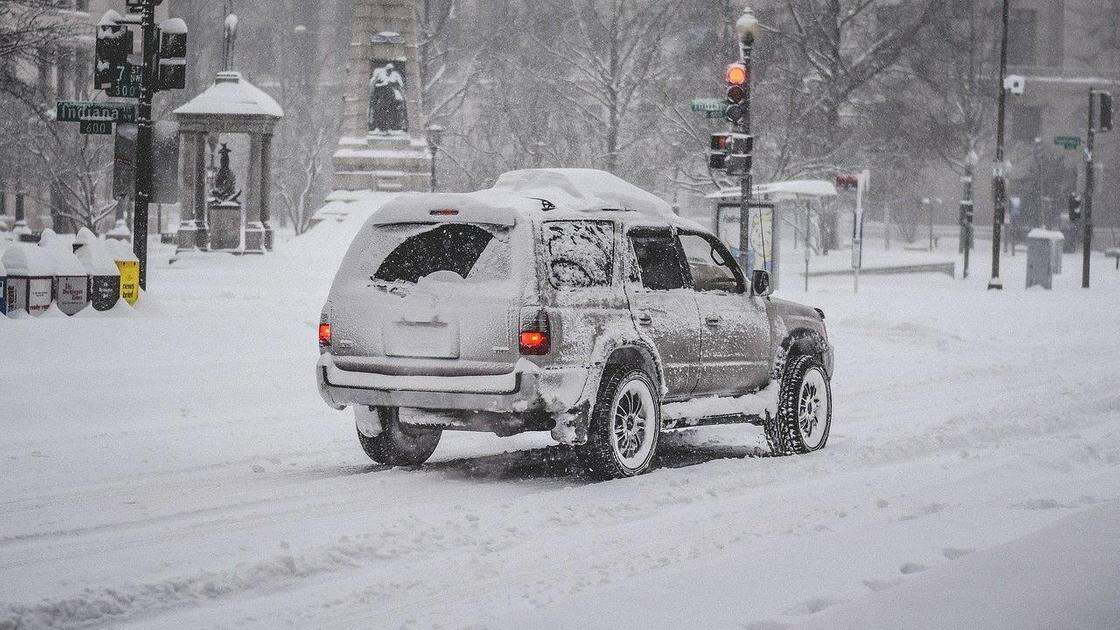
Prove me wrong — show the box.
[1007,8,1037,66]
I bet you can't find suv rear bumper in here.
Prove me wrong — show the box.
[316,353,588,416]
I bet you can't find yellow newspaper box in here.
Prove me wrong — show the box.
[107,240,140,305]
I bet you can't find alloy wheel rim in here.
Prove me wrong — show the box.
[797,367,829,449]
[610,379,656,470]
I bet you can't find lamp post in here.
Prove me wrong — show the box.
[735,9,760,279]
[989,0,1011,289]
[426,124,444,193]
[960,150,978,278]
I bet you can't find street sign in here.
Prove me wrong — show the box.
[56,101,137,124]
[80,118,114,135]
[106,63,143,98]
[1055,136,1081,150]
[690,98,726,113]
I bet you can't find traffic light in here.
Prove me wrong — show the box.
[835,175,859,191]
[709,133,731,170]
[95,12,131,90]
[725,62,748,124]
[157,19,188,91]
[1097,91,1113,133]
[1069,193,1083,222]
[959,201,974,226]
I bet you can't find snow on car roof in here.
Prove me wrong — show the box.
[371,169,675,226]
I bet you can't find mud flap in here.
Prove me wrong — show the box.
[551,400,591,445]
[355,405,383,438]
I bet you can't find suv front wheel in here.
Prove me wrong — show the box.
[765,355,832,456]
[357,407,442,466]
[578,366,661,479]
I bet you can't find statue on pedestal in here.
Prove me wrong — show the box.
[368,61,408,134]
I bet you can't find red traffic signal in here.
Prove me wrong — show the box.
[835,175,859,191]
[725,63,748,86]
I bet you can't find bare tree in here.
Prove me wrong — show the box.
[26,119,116,234]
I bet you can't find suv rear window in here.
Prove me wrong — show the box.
[373,223,510,284]
[542,220,615,289]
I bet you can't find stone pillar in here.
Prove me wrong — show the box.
[243,132,266,254]
[176,131,208,251]
[261,133,273,250]
[332,0,431,193]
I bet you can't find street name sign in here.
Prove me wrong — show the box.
[80,118,114,135]
[690,98,726,113]
[1054,136,1081,150]
[106,63,143,98]
[56,101,137,124]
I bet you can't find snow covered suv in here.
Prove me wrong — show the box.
[317,169,833,479]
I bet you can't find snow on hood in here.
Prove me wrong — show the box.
[2,243,55,276]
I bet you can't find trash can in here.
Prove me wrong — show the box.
[73,228,121,312]
[107,239,140,305]
[2,243,54,316]
[40,229,90,316]
[1026,229,1064,290]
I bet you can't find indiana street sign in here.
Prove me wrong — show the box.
[1054,135,1081,150]
[56,101,137,124]
[80,118,114,135]
[691,98,726,113]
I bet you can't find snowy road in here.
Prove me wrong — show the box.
[2,205,1119,628]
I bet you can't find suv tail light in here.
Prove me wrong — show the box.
[318,321,331,347]
[519,310,551,356]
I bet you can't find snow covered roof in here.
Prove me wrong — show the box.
[174,72,284,119]
[707,179,838,202]
[2,243,55,276]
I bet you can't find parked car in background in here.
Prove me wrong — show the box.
[317,169,833,479]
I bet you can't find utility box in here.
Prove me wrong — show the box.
[1050,232,1065,274]
[107,239,140,305]
[40,230,90,316]
[1026,229,1064,290]
[73,228,121,311]
[2,243,54,316]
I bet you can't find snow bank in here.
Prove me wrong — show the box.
[2,243,54,276]
[73,228,122,276]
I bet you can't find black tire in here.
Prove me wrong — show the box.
[357,407,442,466]
[576,365,661,480]
[765,355,832,456]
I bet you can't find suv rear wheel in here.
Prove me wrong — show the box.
[357,407,442,466]
[765,355,832,456]
[577,365,661,479]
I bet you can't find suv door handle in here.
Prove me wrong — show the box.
[636,312,653,326]
[705,314,722,326]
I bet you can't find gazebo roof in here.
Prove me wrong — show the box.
[174,71,283,119]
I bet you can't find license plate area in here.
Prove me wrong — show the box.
[383,319,460,358]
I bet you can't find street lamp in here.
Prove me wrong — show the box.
[734,8,760,280]
[989,0,1011,290]
[960,149,979,279]
[426,124,444,192]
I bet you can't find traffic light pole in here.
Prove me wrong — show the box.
[132,0,157,291]
[960,161,974,279]
[989,0,1010,290]
[737,41,753,284]
[1083,87,1096,289]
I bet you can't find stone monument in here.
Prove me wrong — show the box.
[333,0,432,192]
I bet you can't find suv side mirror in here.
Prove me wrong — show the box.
[751,269,773,297]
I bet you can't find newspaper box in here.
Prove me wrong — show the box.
[40,230,89,316]
[2,243,54,316]
[0,257,6,316]
[73,228,121,311]
[107,240,140,305]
